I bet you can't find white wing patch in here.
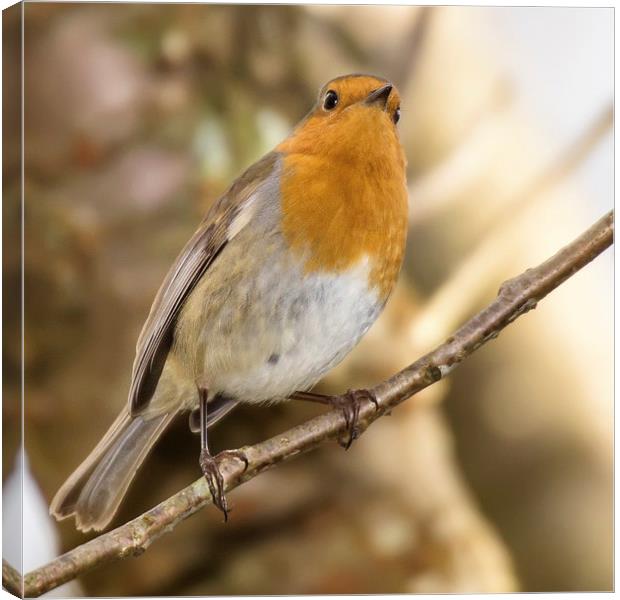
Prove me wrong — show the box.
[227,192,260,240]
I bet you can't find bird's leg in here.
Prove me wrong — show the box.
[198,388,228,519]
[290,390,332,405]
[290,389,379,450]
[198,388,249,521]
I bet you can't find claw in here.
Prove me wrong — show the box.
[200,450,229,520]
[218,448,250,473]
[199,449,249,521]
[331,388,379,450]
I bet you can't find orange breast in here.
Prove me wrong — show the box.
[277,109,409,300]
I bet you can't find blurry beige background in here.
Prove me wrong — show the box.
[3,4,613,595]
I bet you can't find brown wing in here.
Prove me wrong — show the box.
[128,152,278,415]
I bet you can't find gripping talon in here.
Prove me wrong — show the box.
[200,450,229,521]
[290,388,378,449]
[332,388,378,449]
[217,448,250,473]
[199,448,250,521]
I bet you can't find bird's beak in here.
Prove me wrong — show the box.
[364,84,393,109]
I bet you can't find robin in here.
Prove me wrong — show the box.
[50,74,408,532]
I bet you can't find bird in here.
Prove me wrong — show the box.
[50,73,409,532]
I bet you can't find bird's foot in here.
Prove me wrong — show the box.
[199,449,249,521]
[331,388,379,450]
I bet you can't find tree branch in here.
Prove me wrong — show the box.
[20,210,613,598]
[3,559,22,597]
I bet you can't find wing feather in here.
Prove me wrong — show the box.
[128,152,278,414]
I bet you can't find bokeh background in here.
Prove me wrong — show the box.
[3,3,613,595]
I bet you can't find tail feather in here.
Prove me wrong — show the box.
[50,409,177,532]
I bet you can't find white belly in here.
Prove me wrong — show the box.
[205,257,382,403]
[212,264,382,402]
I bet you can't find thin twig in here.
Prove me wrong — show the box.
[21,210,613,598]
[3,559,22,598]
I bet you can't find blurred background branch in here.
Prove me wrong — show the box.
[411,103,613,347]
[391,6,434,92]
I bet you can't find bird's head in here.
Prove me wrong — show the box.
[311,74,401,125]
[278,74,403,166]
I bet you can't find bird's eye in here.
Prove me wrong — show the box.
[393,107,401,124]
[323,90,339,111]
